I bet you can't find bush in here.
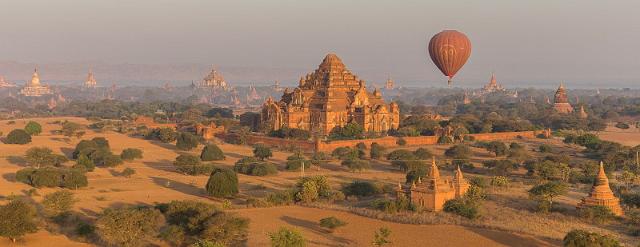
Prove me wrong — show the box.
[329,123,364,140]
[24,121,42,136]
[174,154,201,167]
[356,142,367,150]
[200,144,225,161]
[149,127,178,143]
[16,167,88,189]
[371,197,413,213]
[486,141,508,157]
[206,168,239,198]
[268,127,311,140]
[178,164,216,176]
[42,190,75,218]
[444,144,471,165]
[266,190,296,206]
[5,129,31,144]
[342,181,381,197]
[437,135,453,144]
[577,206,615,224]
[176,132,200,151]
[25,147,68,168]
[62,169,89,189]
[286,153,310,171]
[101,155,124,167]
[0,199,38,243]
[490,176,510,187]
[120,148,143,161]
[96,207,165,247]
[563,229,621,247]
[332,147,362,160]
[413,148,433,160]
[386,149,415,161]
[405,168,427,184]
[295,176,332,203]
[538,144,553,153]
[269,227,306,247]
[396,138,407,146]
[614,122,629,129]
[121,168,136,177]
[234,157,278,176]
[341,159,371,172]
[319,217,347,231]
[253,144,272,160]
[370,143,385,160]
[528,181,568,213]
[443,198,480,219]
[310,152,329,166]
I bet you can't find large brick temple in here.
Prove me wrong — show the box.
[261,53,400,136]
[553,83,574,114]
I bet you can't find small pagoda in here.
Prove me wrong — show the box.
[553,83,574,114]
[577,162,623,216]
[397,158,470,211]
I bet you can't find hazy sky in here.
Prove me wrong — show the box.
[1,0,639,88]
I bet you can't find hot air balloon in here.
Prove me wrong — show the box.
[428,30,472,86]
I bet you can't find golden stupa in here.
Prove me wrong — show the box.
[577,162,623,216]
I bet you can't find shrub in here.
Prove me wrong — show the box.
[101,155,124,167]
[176,132,200,151]
[577,206,615,224]
[329,123,364,140]
[234,157,278,176]
[206,168,239,198]
[24,121,42,136]
[444,144,471,166]
[437,135,453,144]
[538,144,553,153]
[372,227,392,247]
[121,168,136,177]
[268,127,311,140]
[295,176,332,203]
[75,222,96,237]
[286,153,310,171]
[405,168,427,184]
[483,160,516,176]
[332,147,362,160]
[174,154,201,167]
[319,217,347,231]
[42,190,75,218]
[269,227,306,247]
[371,197,413,213]
[120,148,143,161]
[266,190,296,206]
[563,229,621,247]
[614,122,629,129]
[342,181,381,197]
[370,143,385,160]
[355,142,367,150]
[396,138,407,146]
[177,164,216,176]
[443,198,480,219]
[0,199,38,243]
[490,176,510,187]
[151,127,178,143]
[253,144,273,160]
[341,159,371,172]
[200,144,225,161]
[413,148,433,160]
[62,169,89,189]
[5,129,31,144]
[16,167,88,189]
[310,152,329,166]
[386,149,415,161]
[486,141,508,157]
[96,207,165,247]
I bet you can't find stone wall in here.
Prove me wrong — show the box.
[228,130,544,153]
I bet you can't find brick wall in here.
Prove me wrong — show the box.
[223,130,543,153]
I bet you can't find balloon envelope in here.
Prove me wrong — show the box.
[428,30,472,85]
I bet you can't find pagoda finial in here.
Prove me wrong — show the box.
[428,157,440,179]
[596,161,610,186]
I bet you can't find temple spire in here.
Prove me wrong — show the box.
[428,157,440,179]
[596,161,610,187]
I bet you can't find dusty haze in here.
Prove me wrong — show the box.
[1,0,639,88]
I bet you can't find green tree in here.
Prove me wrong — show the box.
[329,123,364,140]
[0,199,38,243]
[444,144,471,166]
[200,144,225,161]
[73,154,95,172]
[176,132,199,151]
[563,229,620,247]
[96,207,165,247]
[486,141,508,157]
[41,190,75,218]
[120,148,143,161]
[61,122,84,138]
[24,121,42,136]
[5,129,32,144]
[370,143,386,160]
[205,168,239,198]
[528,181,568,213]
[269,227,306,247]
[253,144,273,161]
[25,147,57,168]
[372,227,392,246]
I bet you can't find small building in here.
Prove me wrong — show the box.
[577,162,623,216]
[553,83,574,114]
[397,158,470,211]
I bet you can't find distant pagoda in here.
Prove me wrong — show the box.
[19,68,52,97]
[482,73,505,93]
[577,162,623,216]
[385,77,395,89]
[578,105,588,119]
[0,76,17,88]
[553,83,574,114]
[84,70,97,88]
[197,66,228,90]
